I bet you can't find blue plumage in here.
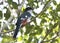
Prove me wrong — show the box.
[13,7,33,39]
[13,10,32,38]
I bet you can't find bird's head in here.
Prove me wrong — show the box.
[24,7,33,12]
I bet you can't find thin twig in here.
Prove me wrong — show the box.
[43,32,59,42]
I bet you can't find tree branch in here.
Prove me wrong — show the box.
[43,32,59,42]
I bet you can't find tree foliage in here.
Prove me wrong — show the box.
[0,0,60,43]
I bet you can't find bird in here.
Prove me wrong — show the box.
[13,7,33,39]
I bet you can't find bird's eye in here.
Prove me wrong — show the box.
[25,15,27,18]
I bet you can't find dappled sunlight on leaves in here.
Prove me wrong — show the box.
[0,0,60,43]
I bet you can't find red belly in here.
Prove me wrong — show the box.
[21,19,27,26]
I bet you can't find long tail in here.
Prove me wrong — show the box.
[13,26,20,38]
[13,17,21,39]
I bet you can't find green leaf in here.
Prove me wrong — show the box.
[25,25,34,34]
[33,38,38,43]
[7,0,18,9]
[12,2,18,9]
[41,18,47,23]
[27,0,34,8]
[56,4,60,11]
[35,26,43,34]
[53,0,57,5]
[50,39,58,43]
[49,32,54,37]
[10,24,14,29]
[26,36,32,43]
[50,10,58,21]
[2,35,12,43]
[4,8,11,20]
[7,0,12,4]
[0,11,2,19]
[52,23,58,29]
[17,36,23,41]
